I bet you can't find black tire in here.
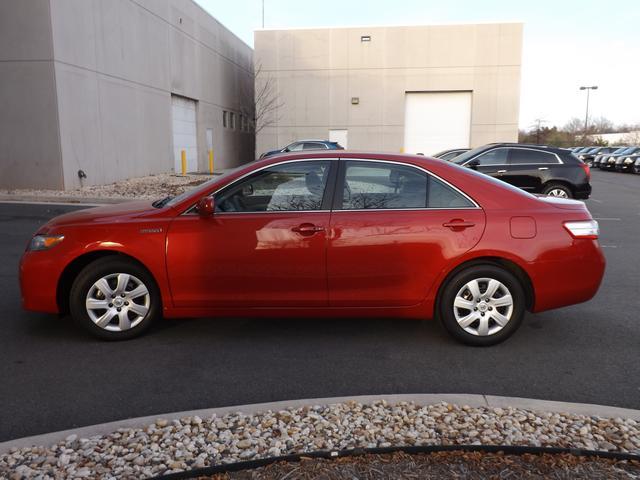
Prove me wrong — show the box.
[541,182,573,198]
[69,257,161,340]
[439,264,525,346]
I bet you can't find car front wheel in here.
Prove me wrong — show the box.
[439,265,525,346]
[69,257,161,340]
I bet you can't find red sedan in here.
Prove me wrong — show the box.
[19,152,605,345]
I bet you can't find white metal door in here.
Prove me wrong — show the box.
[329,129,348,149]
[403,92,471,155]
[171,95,198,173]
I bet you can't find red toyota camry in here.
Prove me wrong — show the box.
[19,152,605,345]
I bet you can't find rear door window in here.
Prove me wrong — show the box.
[509,148,559,165]
[339,161,474,210]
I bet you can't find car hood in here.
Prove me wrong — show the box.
[41,200,159,231]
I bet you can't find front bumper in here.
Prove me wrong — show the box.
[19,251,63,313]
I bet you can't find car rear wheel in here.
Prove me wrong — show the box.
[439,265,525,346]
[69,257,160,340]
[542,183,573,198]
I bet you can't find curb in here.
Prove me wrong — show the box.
[2,394,640,455]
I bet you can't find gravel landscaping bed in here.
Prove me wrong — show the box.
[203,450,640,479]
[2,401,640,479]
[0,173,216,201]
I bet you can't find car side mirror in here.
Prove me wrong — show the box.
[197,197,215,217]
[283,147,290,152]
[467,159,479,169]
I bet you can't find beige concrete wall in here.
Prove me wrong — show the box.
[49,0,255,188]
[254,24,522,155]
[1,0,254,190]
[0,0,64,190]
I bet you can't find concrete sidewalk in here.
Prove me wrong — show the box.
[2,393,640,454]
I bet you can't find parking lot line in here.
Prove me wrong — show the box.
[593,217,621,221]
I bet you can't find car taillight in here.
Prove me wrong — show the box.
[580,161,590,181]
[564,220,599,239]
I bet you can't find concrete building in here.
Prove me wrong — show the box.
[254,23,523,156]
[588,131,640,146]
[0,0,254,190]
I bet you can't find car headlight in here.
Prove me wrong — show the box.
[624,157,633,164]
[28,234,65,251]
[608,157,615,163]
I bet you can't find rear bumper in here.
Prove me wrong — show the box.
[573,183,591,200]
[530,239,606,313]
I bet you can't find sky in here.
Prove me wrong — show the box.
[195,0,640,131]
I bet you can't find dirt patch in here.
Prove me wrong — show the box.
[203,451,640,479]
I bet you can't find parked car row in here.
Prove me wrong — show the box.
[592,146,640,173]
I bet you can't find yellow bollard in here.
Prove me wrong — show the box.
[181,149,187,176]
[208,149,214,174]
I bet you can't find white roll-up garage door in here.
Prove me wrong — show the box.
[403,91,472,156]
[171,95,198,173]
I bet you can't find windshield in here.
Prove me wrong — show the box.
[451,146,489,164]
[617,147,635,155]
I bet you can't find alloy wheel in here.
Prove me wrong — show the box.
[546,188,569,198]
[85,273,150,332]
[453,278,514,336]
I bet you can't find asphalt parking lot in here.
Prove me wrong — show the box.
[1,169,639,442]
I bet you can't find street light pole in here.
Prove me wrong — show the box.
[579,85,598,142]
[262,0,264,28]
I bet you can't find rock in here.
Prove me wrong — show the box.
[236,439,252,449]
[155,419,169,428]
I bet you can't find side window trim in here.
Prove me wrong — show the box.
[334,158,479,211]
[183,159,338,215]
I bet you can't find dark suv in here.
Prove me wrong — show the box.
[451,143,591,199]
[260,140,343,159]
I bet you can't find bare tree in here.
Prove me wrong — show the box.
[251,62,282,134]
[563,117,584,136]
[589,116,615,134]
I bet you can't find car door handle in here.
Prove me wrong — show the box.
[443,220,476,230]
[538,167,549,171]
[292,223,325,236]
[496,170,507,174]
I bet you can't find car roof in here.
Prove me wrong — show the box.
[484,143,569,154]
